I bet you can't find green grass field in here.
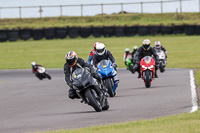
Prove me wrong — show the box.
[0,35,200,69]
[1,13,200,29]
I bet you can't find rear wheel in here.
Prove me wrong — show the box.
[145,70,151,88]
[85,89,102,112]
[104,78,114,97]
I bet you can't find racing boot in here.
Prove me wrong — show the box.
[114,75,119,84]
[137,71,141,78]
[113,76,119,96]
[99,80,108,96]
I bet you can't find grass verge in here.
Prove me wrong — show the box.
[0,35,200,69]
[1,13,200,29]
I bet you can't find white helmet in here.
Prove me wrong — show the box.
[31,62,36,66]
[155,41,161,49]
[96,43,105,55]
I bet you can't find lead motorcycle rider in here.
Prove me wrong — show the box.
[133,39,159,78]
[92,43,119,85]
[64,51,106,99]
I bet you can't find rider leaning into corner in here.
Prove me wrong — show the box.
[64,51,106,99]
[31,62,43,78]
[87,42,100,64]
[133,39,159,78]
[153,41,168,60]
[92,42,119,85]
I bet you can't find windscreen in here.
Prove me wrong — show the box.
[98,59,109,67]
[155,49,162,53]
[144,56,152,64]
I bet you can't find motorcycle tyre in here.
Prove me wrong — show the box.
[85,89,102,112]
[46,73,51,80]
[104,78,114,97]
[145,70,151,88]
[159,63,165,73]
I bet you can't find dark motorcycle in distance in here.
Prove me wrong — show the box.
[71,68,109,112]
[35,66,51,80]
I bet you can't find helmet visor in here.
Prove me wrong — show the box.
[155,45,161,49]
[96,48,104,54]
[143,45,150,50]
[66,58,76,66]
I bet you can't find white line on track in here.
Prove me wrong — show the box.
[190,70,198,113]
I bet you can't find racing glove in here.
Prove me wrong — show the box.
[91,72,101,81]
[113,63,117,69]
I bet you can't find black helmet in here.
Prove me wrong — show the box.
[142,39,151,51]
[65,51,78,67]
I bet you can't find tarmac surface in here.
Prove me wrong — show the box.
[0,68,192,133]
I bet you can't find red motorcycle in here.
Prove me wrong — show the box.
[140,56,155,88]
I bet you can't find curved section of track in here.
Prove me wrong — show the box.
[0,69,192,133]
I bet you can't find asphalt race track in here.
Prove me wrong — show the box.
[0,69,192,133]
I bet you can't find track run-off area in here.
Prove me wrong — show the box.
[0,68,196,133]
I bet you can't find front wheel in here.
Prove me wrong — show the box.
[45,73,51,80]
[144,70,151,88]
[84,89,102,112]
[104,78,114,97]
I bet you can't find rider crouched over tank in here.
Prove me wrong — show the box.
[64,51,107,99]
[92,43,119,93]
[133,39,159,78]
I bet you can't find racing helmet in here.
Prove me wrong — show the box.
[125,48,130,55]
[31,62,36,66]
[142,39,151,51]
[96,43,105,55]
[94,42,100,51]
[65,51,78,67]
[155,41,161,50]
[133,46,138,52]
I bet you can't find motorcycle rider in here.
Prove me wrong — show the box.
[154,41,167,59]
[64,51,105,99]
[123,48,131,65]
[131,46,138,64]
[31,62,43,79]
[93,43,119,85]
[87,42,100,64]
[133,39,159,78]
